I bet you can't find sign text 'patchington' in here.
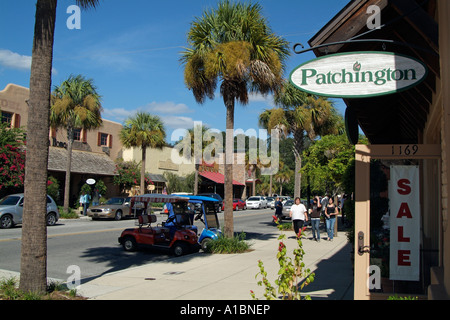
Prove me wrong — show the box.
[290,52,428,98]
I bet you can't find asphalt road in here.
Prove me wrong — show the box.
[0,207,280,283]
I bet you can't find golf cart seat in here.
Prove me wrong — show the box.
[138,214,157,226]
[138,215,169,236]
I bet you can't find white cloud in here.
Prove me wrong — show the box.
[0,49,31,70]
[102,107,133,123]
[144,101,193,114]
[0,49,57,74]
[248,92,275,107]
[160,115,196,129]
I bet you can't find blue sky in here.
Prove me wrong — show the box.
[0,0,350,143]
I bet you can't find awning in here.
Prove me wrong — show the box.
[199,171,245,186]
[48,147,116,176]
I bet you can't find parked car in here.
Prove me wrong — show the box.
[222,199,247,211]
[281,199,294,219]
[197,193,223,212]
[87,197,138,220]
[0,193,60,229]
[246,196,267,209]
[266,197,275,209]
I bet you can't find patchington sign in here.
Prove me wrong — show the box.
[290,52,428,98]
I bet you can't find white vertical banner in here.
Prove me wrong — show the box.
[389,166,420,281]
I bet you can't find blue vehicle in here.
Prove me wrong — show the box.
[177,195,221,251]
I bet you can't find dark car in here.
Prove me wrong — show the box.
[197,193,223,212]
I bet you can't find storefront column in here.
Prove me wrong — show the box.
[354,145,371,300]
[438,0,450,294]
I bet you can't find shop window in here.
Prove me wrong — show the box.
[73,128,82,141]
[1,111,13,126]
[98,132,112,147]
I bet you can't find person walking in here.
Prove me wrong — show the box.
[272,197,283,224]
[290,197,308,238]
[325,197,338,241]
[79,191,86,216]
[310,196,322,242]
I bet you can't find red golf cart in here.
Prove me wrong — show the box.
[118,194,199,256]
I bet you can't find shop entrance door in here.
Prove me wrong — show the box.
[354,144,441,300]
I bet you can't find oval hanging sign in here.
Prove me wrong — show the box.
[290,51,428,98]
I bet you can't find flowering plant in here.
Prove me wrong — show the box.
[251,223,315,300]
[0,144,26,191]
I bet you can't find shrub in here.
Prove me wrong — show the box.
[204,232,251,254]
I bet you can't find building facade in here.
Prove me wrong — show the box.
[307,0,449,299]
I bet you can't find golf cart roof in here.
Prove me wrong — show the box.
[130,194,189,203]
[176,195,219,202]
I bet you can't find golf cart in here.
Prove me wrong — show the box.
[178,195,221,251]
[118,194,199,256]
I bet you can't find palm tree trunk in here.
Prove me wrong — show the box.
[194,163,199,195]
[20,0,57,294]
[269,174,273,197]
[63,129,74,212]
[224,91,235,238]
[252,168,256,196]
[141,147,146,194]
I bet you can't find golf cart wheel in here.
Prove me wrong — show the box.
[172,242,188,257]
[122,236,137,252]
[201,238,212,252]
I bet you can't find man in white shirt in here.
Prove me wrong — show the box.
[290,197,308,237]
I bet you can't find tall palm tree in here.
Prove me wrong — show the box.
[21,0,100,295]
[50,75,103,212]
[186,124,211,195]
[181,0,289,237]
[259,82,344,199]
[120,112,166,194]
[274,164,293,196]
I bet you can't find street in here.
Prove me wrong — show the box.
[0,207,279,283]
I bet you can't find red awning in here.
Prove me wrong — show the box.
[199,171,245,186]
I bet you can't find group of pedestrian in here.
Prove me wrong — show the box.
[273,195,338,241]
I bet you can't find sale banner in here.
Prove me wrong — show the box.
[389,166,420,281]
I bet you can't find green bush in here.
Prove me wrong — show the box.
[58,206,79,219]
[205,232,251,254]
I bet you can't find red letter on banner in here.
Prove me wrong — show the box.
[398,226,410,242]
[397,202,413,219]
[397,179,411,195]
[398,250,411,266]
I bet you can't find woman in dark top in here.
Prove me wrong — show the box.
[310,196,322,242]
[325,197,338,241]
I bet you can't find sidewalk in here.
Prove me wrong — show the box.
[76,228,354,300]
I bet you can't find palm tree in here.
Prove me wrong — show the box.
[259,82,344,199]
[181,0,289,237]
[120,112,166,194]
[50,75,103,212]
[20,0,100,295]
[274,164,293,196]
[186,124,211,195]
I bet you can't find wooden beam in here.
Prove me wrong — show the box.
[391,0,439,53]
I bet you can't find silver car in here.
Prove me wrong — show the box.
[0,193,60,229]
[281,199,294,219]
[87,197,133,220]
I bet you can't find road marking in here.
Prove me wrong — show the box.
[0,227,126,243]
